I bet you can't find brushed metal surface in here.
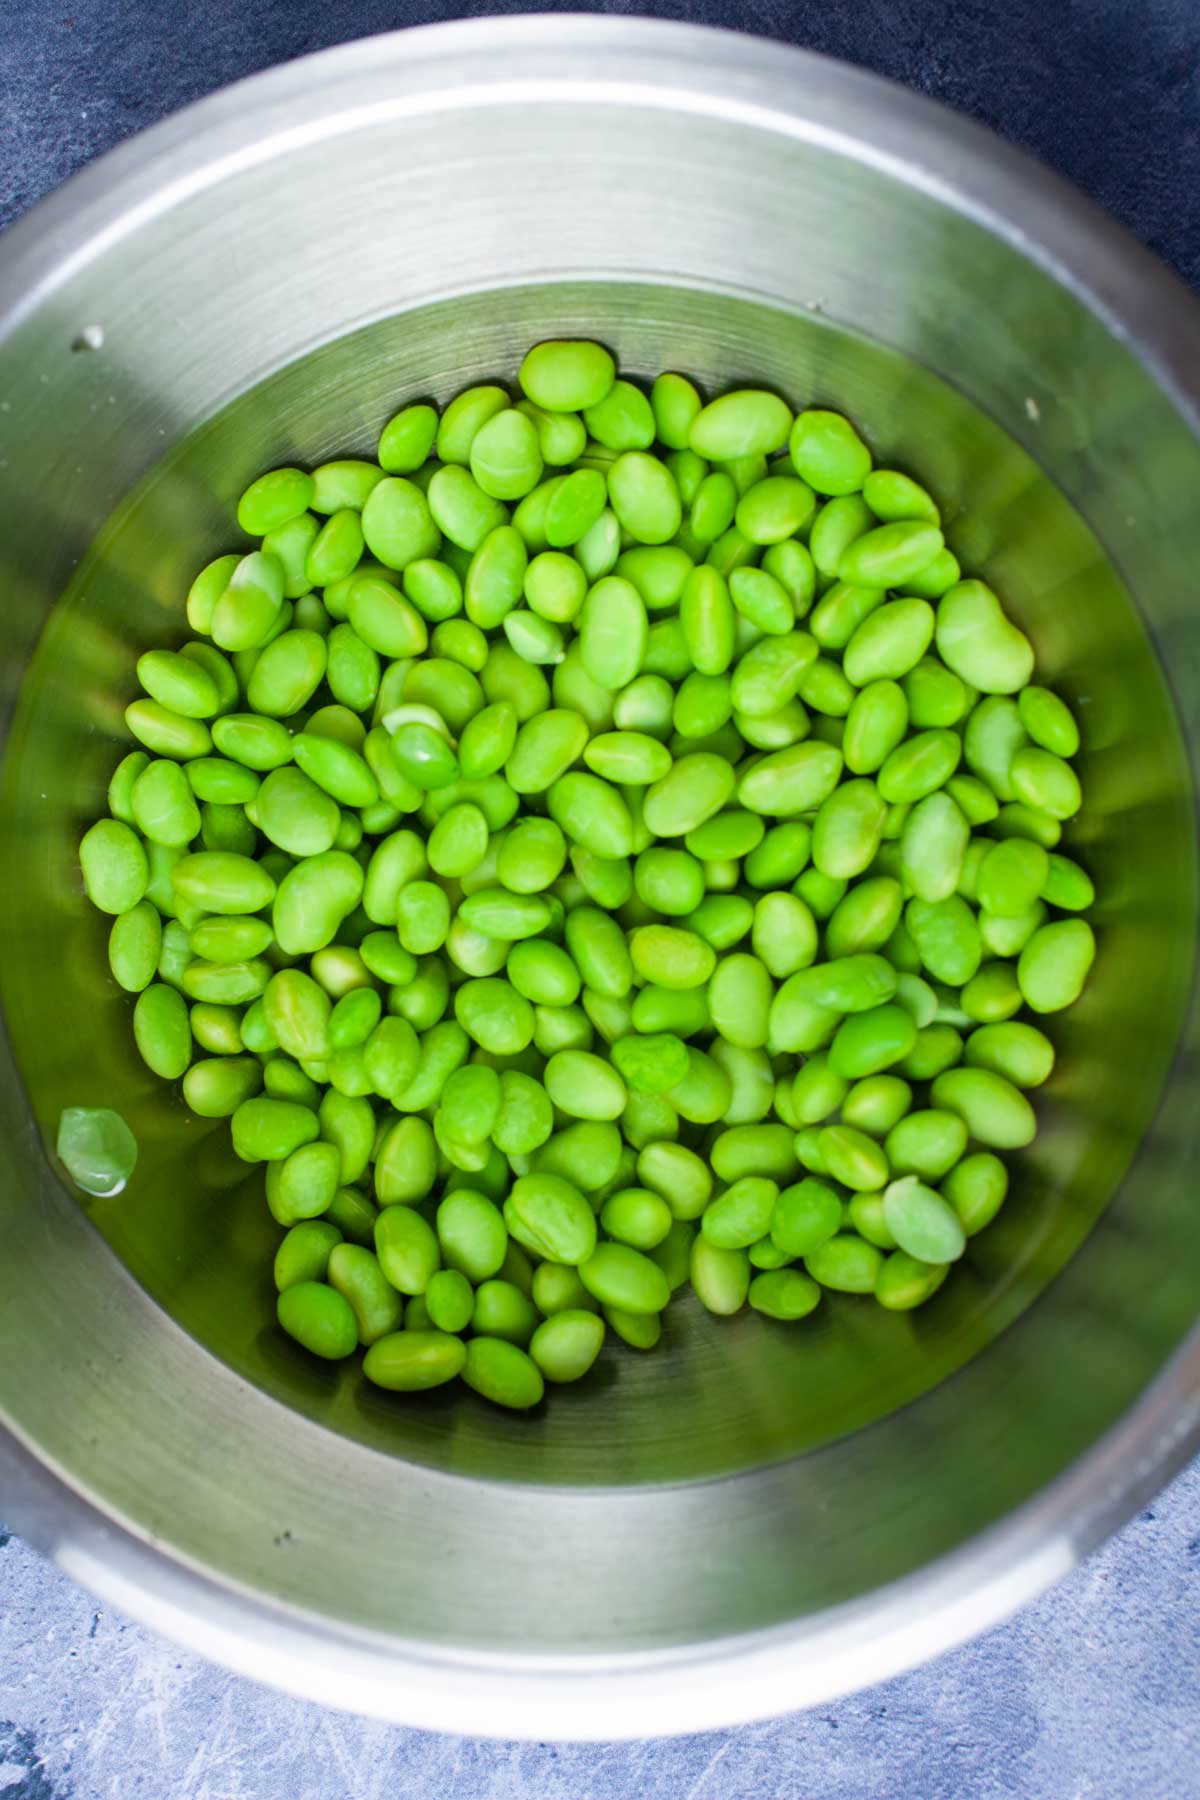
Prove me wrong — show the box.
[0,16,1198,1737]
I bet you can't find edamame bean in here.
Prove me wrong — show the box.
[1009,746,1082,820]
[601,1186,674,1250]
[885,1108,968,1180]
[463,1336,545,1409]
[881,1175,965,1263]
[232,1096,320,1162]
[875,1252,950,1311]
[108,899,163,992]
[789,410,871,494]
[931,1066,1036,1148]
[277,1282,358,1360]
[749,1268,821,1320]
[769,1178,840,1257]
[690,390,792,461]
[936,581,1034,693]
[819,1124,889,1191]
[804,1234,884,1293]
[841,1074,913,1136]
[1017,918,1096,1012]
[80,819,151,914]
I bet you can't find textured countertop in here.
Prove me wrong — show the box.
[2,2,1200,1794]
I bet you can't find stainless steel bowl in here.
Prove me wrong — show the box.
[1,16,1199,1741]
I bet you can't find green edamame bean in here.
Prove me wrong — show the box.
[838,523,944,589]
[107,750,152,825]
[646,371,701,450]
[266,1139,341,1225]
[157,921,195,993]
[529,1310,606,1383]
[936,580,1034,693]
[210,550,287,654]
[687,1236,750,1315]
[991,804,1061,848]
[504,708,588,795]
[811,779,886,879]
[1038,852,1092,912]
[237,466,313,535]
[841,1074,913,1136]
[327,1243,404,1344]
[818,1124,889,1191]
[846,1193,896,1249]
[842,680,908,777]
[770,1178,842,1257]
[843,598,935,686]
[501,1172,597,1267]
[274,1220,343,1293]
[743,821,811,888]
[277,1282,358,1360]
[790,1053,849,1125]
[543,1049,627,1121]
[132,982,191,1078]
[634,1141,710,1223]
[1018,685,1080,756]
[80,818,151,915]
[690,471,738,545]
[599,452,679,546]
[1009,746,1082,821]
[374,1202,440,1294]
[863,468,939,524]
[875,1251,950,1311]
[363,1329,465,1391]
[976,837,1049,918]
[827,1002,917,1079]
[944,1152,1009,1235]
[273,851,364,955]
[189,1002,243,1055]
[180,955,271,1005]
[881,1175,965,1263]
[905,895,982,987]
[579,1239,671,1313]
[577,576,648,692]
[899,792,970,902]
[418,1268,472,1336]
[582,379,655,454]
[519,339,615,412]
[705,953,772,1050]
[463,1335,544,1409]
[377,403,438,475]
[600,1186,674,1250]
[701,1175,777,1249]
[735,476,815,546]
[690,390,792,461]
[186,554,241,633]
[1017,918,1096,1012]
[898,1023,963,1082]
[137,648,221,720]
[107,898,163,993]
[931,1066,1036,1148]
[885,1107,968,1181]
[546,771,634,859]
[749,1268,822,1321]
[961,962,1023,1023]
[232,1096,320,1162]
[964,1020,1055,1088]
[809,495,872,580]
[789,410,872,495]
[804,1234,884,1293]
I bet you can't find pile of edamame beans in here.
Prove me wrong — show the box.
[78,340,1097,1411]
